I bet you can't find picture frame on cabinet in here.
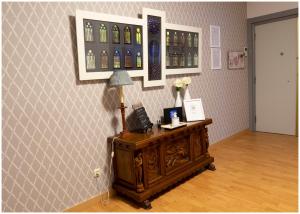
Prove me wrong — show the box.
[76,10,145,80]
[183,98,205,122]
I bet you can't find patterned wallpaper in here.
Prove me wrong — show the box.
[2,2,248,211]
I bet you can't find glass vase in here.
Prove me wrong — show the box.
[184,86,191,100]
[175,91,182,107]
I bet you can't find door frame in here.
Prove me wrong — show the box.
[247,8,298,131]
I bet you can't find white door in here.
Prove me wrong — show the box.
[255,17,297,135]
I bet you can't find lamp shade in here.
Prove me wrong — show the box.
[109,70,133,87]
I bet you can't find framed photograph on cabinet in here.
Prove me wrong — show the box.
[165,23,202,75]
[228,51,245,69]
[183,98,205,122]
[76,10,145,80]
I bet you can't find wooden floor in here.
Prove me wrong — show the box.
[66,130,298,212]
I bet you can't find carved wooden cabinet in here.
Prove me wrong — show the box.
[110,119,215,209]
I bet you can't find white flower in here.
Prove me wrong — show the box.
[173,79,184,88]
[182,77,191,86]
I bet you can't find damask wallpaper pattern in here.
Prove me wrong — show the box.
[2,2,248,211]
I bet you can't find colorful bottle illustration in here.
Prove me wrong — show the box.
[86,50,95,69]
[173,52,178,67]
[113,50,121,68]
[180,54,185,67]
[166,53,170,67]
[136,52,142,68]
[125,50,132,68]
[194,34,198,47]
[166,31,170,46]
[124,26,131,44]
[100,50,108,69]
[181,33,185,46]
[99,24,107,43]
[136,28,142,45]
[187,52,192,67]
[187,33,192,47]
[84,22,94,42]
[193,53,198,66]
[112,25,120,44]
[173,32,178,46]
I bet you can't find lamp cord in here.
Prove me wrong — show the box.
[100,136,116,206]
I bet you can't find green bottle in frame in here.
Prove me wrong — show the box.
[112,25,120,44]
[136,27,142,45]
[124,26,131,44]
[136,52,142,68]
[99,24,107,43]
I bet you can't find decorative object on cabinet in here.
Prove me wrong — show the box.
[132,102,153,133]
[163,107,183,124]
[76,10,144,80]
[184,98,205,122]
[108,119,215,209]
[165,23,202,75]
[173,78,184,107]
[228,51,245,69]
[143,8,166,87]
[182,77,192,100]
[109,70,133,135]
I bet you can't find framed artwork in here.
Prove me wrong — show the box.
[75,9,203,88]
[183,98,205,122]
[210,25,220,48]
[76,10,144,80]
[228,51,245,69]
[165,23,202,75]
[211,48,221,70]
[142,8,166,87]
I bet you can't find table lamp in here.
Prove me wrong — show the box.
[109,70,133,135]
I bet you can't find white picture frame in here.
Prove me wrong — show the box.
[228,51,245,69]
[165,23,202,76]
[210,25,221,48]
[75,10,145,80]
[143,8,166,88]
[183,98,205,122]
[211,48,222,70]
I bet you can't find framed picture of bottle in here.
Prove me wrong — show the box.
[76,10,144,80]
[165,23,202,75]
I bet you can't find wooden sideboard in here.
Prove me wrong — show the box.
[109,118,215,209]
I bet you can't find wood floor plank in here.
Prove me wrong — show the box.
[65,130,298,212]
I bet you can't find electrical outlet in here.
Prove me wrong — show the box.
[94,168,101,178]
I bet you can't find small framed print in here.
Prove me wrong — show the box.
[228,51,245,69]
[183,98,205,122]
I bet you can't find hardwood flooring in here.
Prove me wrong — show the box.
[66,130,298,212]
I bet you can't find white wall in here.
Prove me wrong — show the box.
[247,2,298,18]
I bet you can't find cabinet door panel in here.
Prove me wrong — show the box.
[145,145,162,184]
[165,135,191,174]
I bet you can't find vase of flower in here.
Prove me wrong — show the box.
[173,79,184,107]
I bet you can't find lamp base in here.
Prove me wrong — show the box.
[119,102,128,135]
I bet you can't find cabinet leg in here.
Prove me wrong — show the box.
[142,200,152,209]
[207,163,216,171]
